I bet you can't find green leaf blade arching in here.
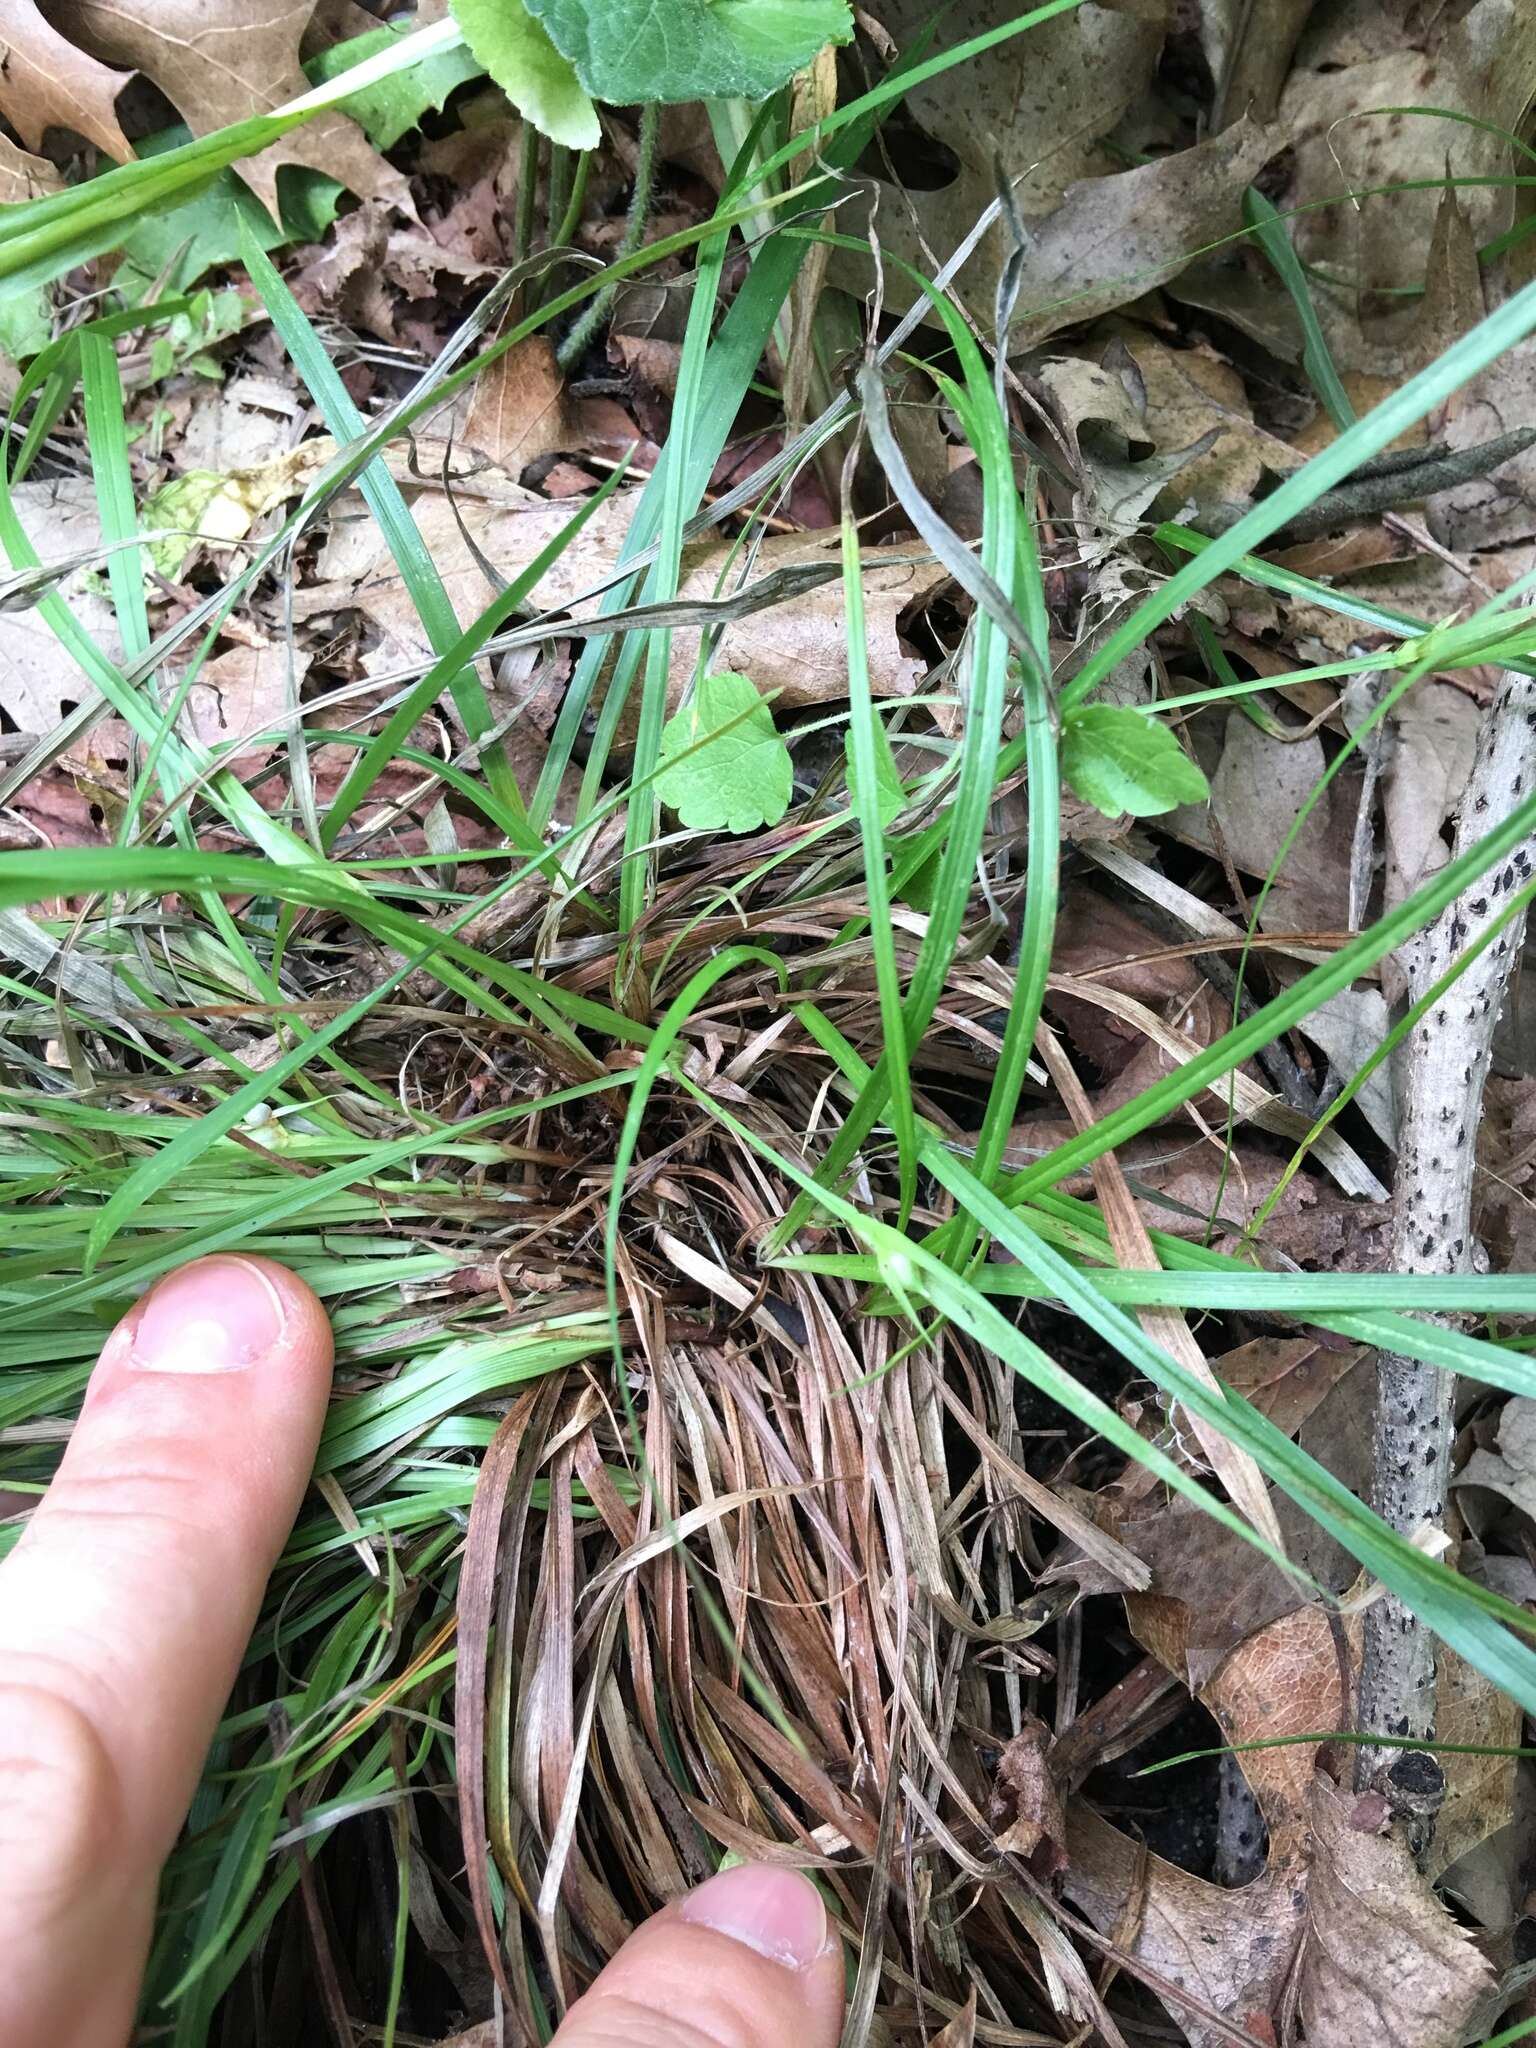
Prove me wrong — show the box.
[1062,704,1211,819]
[449,0,600,148]
[655,674,793,835]
[522,0,852,104]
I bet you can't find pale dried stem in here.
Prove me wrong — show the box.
[1358,670,1536,1771]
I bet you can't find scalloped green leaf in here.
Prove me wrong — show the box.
[656,673,793,835]
[1062,704,1211,819]
[523,0,852,104]
[449,0,600,148]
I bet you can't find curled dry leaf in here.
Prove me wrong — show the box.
[988,1713,1069,1881]
[1216,1336,1364,1442]
[1008,118,1287,350]
[0,129,64,204]
[456,334,637,474]
[1170,710,1357,936]
[1455,1397,1536,1530]
[0,480,121,735]
[1381,679,1483,918]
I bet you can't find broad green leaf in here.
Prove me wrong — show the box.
[844,717,905,828]
[523,0,852,103]
[1062,704,1210,818]
[113,128,340,302]
[303,22,484,150]
[655,673,793,834]
[449,0,600,148]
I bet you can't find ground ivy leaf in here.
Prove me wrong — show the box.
[522,0,852,104]
[1062,704,1212,818]
[656,674,793,835]
[449,0,600,149]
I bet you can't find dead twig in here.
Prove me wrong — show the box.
[1358,668,1536,1785]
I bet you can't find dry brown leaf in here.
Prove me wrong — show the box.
[1118,332,1304,513]
[307,472,944,714]
[1429,1647,1520,1885]
[1065,1801,1305,2048]
[1299,1773,1494,2047]
[0,130,63,202]
[0,0,132,159]
[1009,118,1287,349]
[0,479,121,734]
[1455,1397,1536,1529]
[1170,710,1356,935]
[833,0,1164,326]
[456,334,636,475]
[64,642,305,786]
[1428,338,1536,554]
[1281,0,1536,329]
[47,0,406,220]
[1216,1336,1365,1441]
[1199,0,1312,124]
[1296,990,1398,1147]
[1067,1609,1350,2047]
[988,1714,1069,1880]
[1119,1492,1348,1689]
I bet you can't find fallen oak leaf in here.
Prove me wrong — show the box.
[62,0,409,222]
[0,0,132,160]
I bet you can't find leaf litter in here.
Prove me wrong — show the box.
[7,1,1536,2044]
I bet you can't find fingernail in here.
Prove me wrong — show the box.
[127,1257,288,1375]
[678,1864,828,1970]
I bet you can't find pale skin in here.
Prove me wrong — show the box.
[0,1255,846,2048]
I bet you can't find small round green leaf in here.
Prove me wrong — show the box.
[1061,704,1211,819]
[655,673,793,835]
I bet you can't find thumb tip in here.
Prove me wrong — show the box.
[555,1863,843,2048]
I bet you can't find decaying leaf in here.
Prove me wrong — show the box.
[1280,0,1536,350]
[0,480,122,735]
[1455,1397,1536,1530]
[306,470,944,711]
[988,1715,1069,1880]
[1299,1774,1494,2047]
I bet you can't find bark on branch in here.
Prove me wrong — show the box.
[1358,670,1536,1771]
